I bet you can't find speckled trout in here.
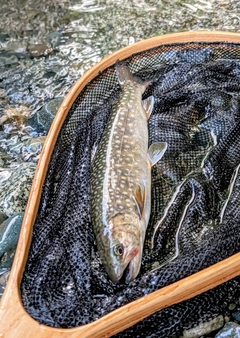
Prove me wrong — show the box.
[91,64,167,283]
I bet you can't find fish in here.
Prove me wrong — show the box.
[91,64,167,283]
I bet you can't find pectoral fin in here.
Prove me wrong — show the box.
[133,185,146,219]
[148,142,167,166]
[142,96,154,120]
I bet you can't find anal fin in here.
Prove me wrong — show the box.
[133,185,146,219]
[148,142,167,166]
[142,96,154,120]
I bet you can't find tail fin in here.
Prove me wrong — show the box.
[115,63,151,92]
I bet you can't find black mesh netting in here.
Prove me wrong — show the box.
[21,42,240,337]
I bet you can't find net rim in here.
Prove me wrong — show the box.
[1,30,240,338]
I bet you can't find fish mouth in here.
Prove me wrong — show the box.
[122,250,141,284]
[123,261,134,284]
[113,266,130,284]
[110,247,141,284]
[112,258,140,284]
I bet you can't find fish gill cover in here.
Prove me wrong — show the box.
[21,42,240,337]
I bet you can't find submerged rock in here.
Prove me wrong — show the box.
[0,105,33,136]
[0,132,45,162]
[27,43,54,57]
[48,31,62,49]
[0,88,9,114]
[45,97,64,116]
[0,55,19,67]
[0,105,31,129]
[0,213,24,269]
[0,162,36,216]
[215,321,240,337]
[233,310,240,323]
[0,149,13,166]
[0,131,45,162]
[20,136,45,161]
[0,213,7,224]
[0,34,9,43]
[0,268,10,298]
[27,97,64,134]
[0,88,9,102]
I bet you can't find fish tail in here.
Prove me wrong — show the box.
[115,62,150,92]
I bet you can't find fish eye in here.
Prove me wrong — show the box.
[114,245,124,257]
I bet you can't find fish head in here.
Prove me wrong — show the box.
[104,213,144,284]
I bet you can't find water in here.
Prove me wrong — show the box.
[0,1,239,120]
[0,0,239,322]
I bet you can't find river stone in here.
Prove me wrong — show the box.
[22,136,46,161]
[0,149,13,166]
[0,55,19,67]
[0,213,7,224]
[0,132,44,162]
[0,268,10,298]
[0,162,36,216]
[229,303,237,311]
[215,322,240,338]
[27,97,64,134]
[48,31,62,49]
[0,88,8,101]
[45,97,64,116]
[27,43,53,57]
[0,88,9,112]
[180,315,224,338]
[0,213,24,269]
[0,34,9,43]
[233,310,240,323]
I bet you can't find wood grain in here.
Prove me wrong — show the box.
[1,31,240,338]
